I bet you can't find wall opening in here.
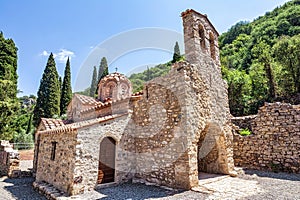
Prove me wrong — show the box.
[97,137,116,184]
[197,123,226,177]
[50,141,57,161]
[209,32,216,60]
[199,24,206,50]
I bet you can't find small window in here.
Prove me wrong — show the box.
[209,33,216,60]
[199,24,206,49]
[51,142,57,161]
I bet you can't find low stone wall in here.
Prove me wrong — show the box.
[231,115,256,131]
[233,103,300,173]
[0,140,20,177]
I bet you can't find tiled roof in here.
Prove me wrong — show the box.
[80,99,112,114]
[38,113,127,135]
[74,94,102,106]
[98,72,128,85]
[40,118,65,130]
[132,91,143,97]
[80,94,142,115]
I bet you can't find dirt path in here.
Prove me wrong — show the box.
[19,149,34,160]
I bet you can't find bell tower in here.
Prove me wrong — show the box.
[181,9,220,66]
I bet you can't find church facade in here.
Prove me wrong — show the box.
[33,9,235,196]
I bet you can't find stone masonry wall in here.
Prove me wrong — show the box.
[35,131,77,195]
[120,10,236,190]
[122,59,235,190]
[123,70,188,188]
[231,115,257,131]
[233,103,300,173]
[182,9,235,178]
[0,140,20,177]
[71,115,132,195]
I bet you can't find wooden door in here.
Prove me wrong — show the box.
[97,137,116,184]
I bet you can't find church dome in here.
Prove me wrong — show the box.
[97,72,132,102]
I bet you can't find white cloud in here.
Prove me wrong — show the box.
[40,50,50,56]
[54,49,75,63]
[39,49,75,63]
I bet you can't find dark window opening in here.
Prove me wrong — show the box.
[146,86,149,100]
[199,24,206,50]
[51,142,57,161]
[209,33,216,60]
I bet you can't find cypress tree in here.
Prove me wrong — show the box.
[58,76,62,91]
[0,32,19,140]
[98,57,108,82]
[33,53,60,126]
[60,57,72,115]
[172,41,181,63]
[90,66,98,97]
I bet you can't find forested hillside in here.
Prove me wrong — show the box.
[129,0,300,116]
[129,62,172,93]
[220,0,300,116]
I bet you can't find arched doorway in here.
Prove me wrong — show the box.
[97,137,116,184]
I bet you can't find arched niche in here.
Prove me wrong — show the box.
[209,32,216,60]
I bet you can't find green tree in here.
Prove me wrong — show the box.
[129,61,172,93]
[33,53,60,127]
[90,66,98,97]
[0,32,19,141]
[273,35,300,93]
[98,57,108,82]
[252,41,276,100]
[172,41,181,63]
[76,87,90,96]
[220,34,252,71]
[219,0,300,114]
[60,57,72,115]
[25,113,33,134]
[222,66,252,116]
[219,21,251,48]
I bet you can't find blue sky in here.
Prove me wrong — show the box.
[0,0,290,96]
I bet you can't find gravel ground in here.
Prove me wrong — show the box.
[0,176,46,200]
[19,160,33,171]
[238,170,300,200]
[0,169,299,200]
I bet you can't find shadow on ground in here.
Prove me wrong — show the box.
[2,177,46,200]
[243,169,300,181]
[95,182,185,200]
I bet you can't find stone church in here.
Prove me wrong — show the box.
[33,9,235,196]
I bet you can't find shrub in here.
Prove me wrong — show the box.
[239,128,252,136]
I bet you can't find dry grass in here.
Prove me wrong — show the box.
[19,149,34,160]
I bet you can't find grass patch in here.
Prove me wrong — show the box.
[239,128,252,136]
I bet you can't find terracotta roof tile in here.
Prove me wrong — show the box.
[38,113,127,135]
[98,72,128,86]
[80,100,112,114]
[41,118,65,130]
[132,91,143,96]
[74,94,102,106]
